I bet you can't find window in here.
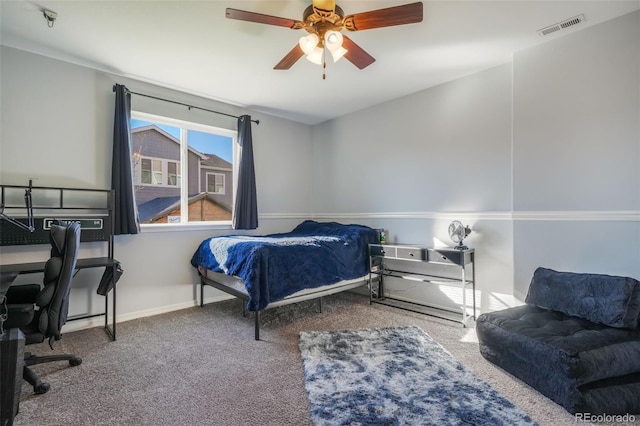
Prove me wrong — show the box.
[207,173,225,194]
[131,112,236,225]
[135,157,181,187]
[168,161,180,186]
[140,158,162,185]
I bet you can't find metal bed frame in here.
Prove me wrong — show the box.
[198,268,368,340]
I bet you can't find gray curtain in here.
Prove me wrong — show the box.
[232,115,258,230]
[112,84,140,235]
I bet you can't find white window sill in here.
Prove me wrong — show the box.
[140,221,233,233]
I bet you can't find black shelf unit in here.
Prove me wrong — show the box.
[0,184,119,340]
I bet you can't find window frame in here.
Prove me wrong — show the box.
[131,111,238,230]
[167,161,181,186]
[136,156,178,187]
[206,172,226,195]
[140,158,158,185]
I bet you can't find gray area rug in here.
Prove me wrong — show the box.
[299,325,537,425]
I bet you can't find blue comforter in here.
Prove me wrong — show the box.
[190,220,378,311]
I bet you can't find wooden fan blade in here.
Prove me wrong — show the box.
[344,2,423,31]
[226,8,303,29]
[274,45,305,70]
[312,0,336,14]
[342,35,375,69]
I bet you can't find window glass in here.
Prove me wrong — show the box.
[131,114,235,225]
[139,158,164,184]
[152,159,162,185]
[207,173,225,194]
[168,161,180,186]
[141,158,152,184]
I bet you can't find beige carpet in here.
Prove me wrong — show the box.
[13,292,579,426]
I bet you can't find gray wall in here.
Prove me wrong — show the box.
[0,46,313,327]
[311,10,640,312]
[511,10,640,298]
[311,63,515,312]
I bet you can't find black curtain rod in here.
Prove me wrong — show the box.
[112,85,259,125]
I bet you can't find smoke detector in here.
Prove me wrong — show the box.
[538,14,585,36]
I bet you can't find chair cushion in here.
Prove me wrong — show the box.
[36,257,62,308]
[5,303,35,329]
[5,283,40,304]
[5,284,39,329]
[477,305,640,414]
[525,267,640,329]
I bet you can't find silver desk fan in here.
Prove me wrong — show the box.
[448,221,471,250]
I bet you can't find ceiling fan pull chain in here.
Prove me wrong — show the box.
[321,46,327,80]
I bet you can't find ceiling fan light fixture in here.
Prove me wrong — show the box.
[324,30,347,62]
[306,46,324,64]
[324,30,343,50]
[299,33,320,55]
[329,46,347,62]
[324,30,342,47]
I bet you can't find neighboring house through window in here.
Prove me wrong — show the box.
[131,112,236,225]
[168,161,180,186]
[141,158,162,185]
[138,157,178,186]
[207,173,225,194]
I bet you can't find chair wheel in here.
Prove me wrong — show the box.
[34,382,50,395]
[69,357,82,366]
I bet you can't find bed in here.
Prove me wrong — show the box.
[191,220,378,339]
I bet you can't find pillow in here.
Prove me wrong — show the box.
[525,267,640,329]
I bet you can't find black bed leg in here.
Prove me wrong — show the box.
[319,297,323,313]
[254,311,260,340]
[200,282,204,307]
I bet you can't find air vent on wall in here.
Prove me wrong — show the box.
[537,14,586,36]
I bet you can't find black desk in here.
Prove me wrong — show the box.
[1,257,118,425]
[1,272,24,426]
[0,257,119,341]
[1,257,119,424]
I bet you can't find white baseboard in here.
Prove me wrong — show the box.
[62,294,235,334]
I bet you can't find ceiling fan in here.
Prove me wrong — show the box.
[225,1,423,72]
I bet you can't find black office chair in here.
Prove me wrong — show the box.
[5,222,83,394]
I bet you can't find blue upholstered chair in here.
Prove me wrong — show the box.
[476,267,640,415]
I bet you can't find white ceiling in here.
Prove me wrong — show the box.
[1,1,639,125]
